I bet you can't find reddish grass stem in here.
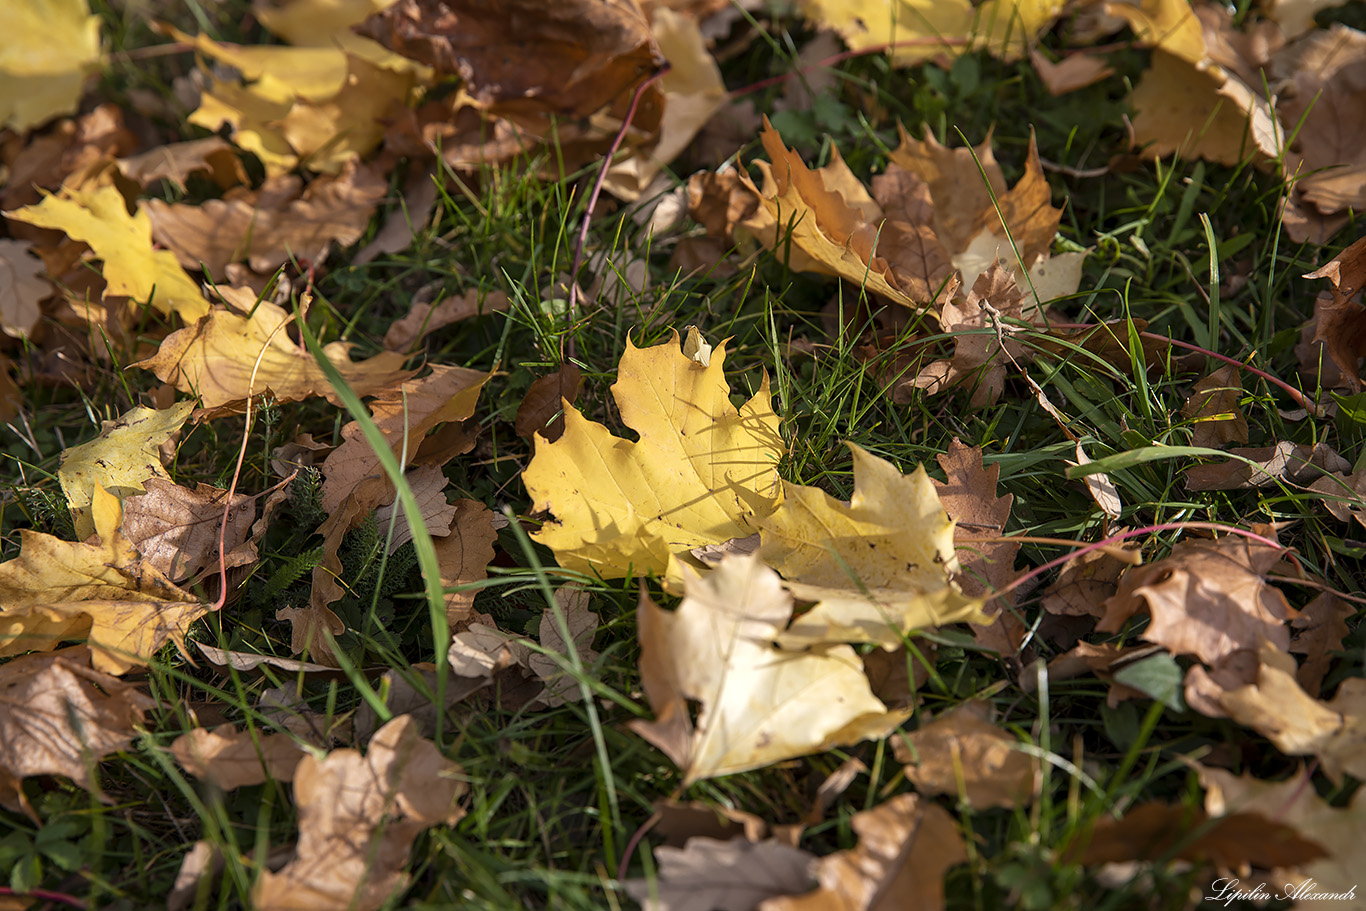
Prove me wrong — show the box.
[0,887,86,909]
[564,65,670,363]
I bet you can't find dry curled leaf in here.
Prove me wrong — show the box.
[252,714,467,911]
[171,725,306,790]
[625,837,816,911]
[893,703,1036,809]
[1097,531,1295,668]
[0,647,155,818]
[1182,365,1249,448]
[759,794,967,911]
[134,297,413,413]
[514,363,582,443]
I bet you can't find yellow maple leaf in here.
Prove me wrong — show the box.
[133,295,412,412]
[58,401,195,539]
[522,331,784,579]
[5,184,210,322]
[171,24,423,175]
[631,553,909,784]
[0,0,102,131]
[0,487,205,674]
[760,443,987,648]
[802,0,1061,65]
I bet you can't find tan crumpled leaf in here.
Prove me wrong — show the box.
[524,331,783,580]
[0,486,205,674]
[320,363,489,514]
[115,137,246,191]
[434,499,498,630]
[371,466,456,553]
[382,288,510,350]
[625,837,816,911]
[759,794,967,911]
[1301,232,1366,392]
[58,401,195,539]
[631,553,909,784]
[1220,640,1366,784]
[908,260,1028,407]
[1097,531,1295,668]
[5,184,210,322]
[133,296,412,412]
[1182,365,1249,448]
[1310,467,1366,528]
[0,0,102,132]
[442,584,597,710]
[1200,765,1362,905]
[252,714,467,911]
[171,725,306,790]
[0,239,50,339]
[893,703,1036,809]
[889,126,1062,273]
[759,444,987,649]
[1041,542,1139,618]
[527,584,599,707]
[121,479,257,582]
[1185,441,1349,490]
[0,646,155,818]
[1278,25,1366,244]
[802,0,1060,65]
[144,161,388,279]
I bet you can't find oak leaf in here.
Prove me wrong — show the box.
[1096,532,1296,667]
[524,331,783,580]
[625,837,816,911]
[758,794,967,911]
[0,0,102,131]
[5,184,210,322]
[1301,232,1366,391]
[631,553,909,784]
[0,486,205,674]
[0,647,155,818]
[133,296,412,412]
[252,714,467,911]
[759,444,986,649]
[1290,592,1354,698]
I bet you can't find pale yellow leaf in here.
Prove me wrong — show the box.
[760,444,987,648]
